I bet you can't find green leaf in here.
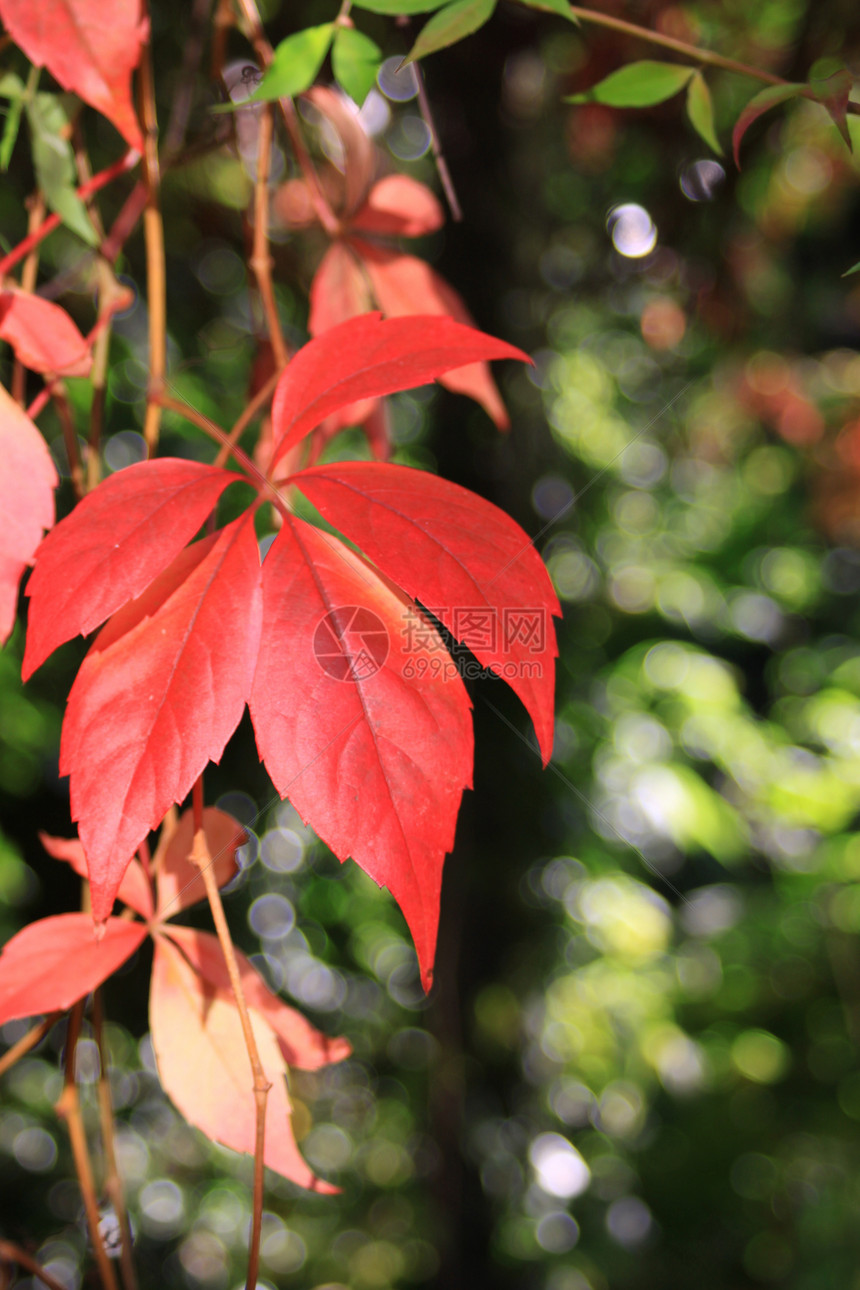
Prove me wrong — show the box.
[249,24,335,102]
[404,0,497,64]
[26,93,98,246]
[686,71,722,155]
[333,27,382,106]
[806,67,853,151]
[353,0,447,11]
[0,72,26,99]
[842,260,860,277]
[567,60,694,108]
[731,82,804,168]
[515,0,578,24]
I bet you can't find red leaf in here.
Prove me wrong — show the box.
[249,515,473,989]
[353,240,511,428]
[149,932,338,1191]
[269,313,527,469]
[154,806,245,920]
[0,385,57,646]
[308,242,373,337]
[39,831,154,919]
[0,290,92,378]
[293,461,559,762]
[23,458,242,679]
[0,0,147,151]
[59,515,262,922]
[302,85,376,219]
[0,914,147,1024]
[732,82,804,168]
[351,175,445,238]
[163,925,352,1069]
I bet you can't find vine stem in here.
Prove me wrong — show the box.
[0,1012,61,1078]
[414,64,462,222]
[214,366,280,469]
[55,1001,120,1290]
[139,7,167,456]
[190,777,269,1290]
[568,3,860,113]
[92,990,138,1290]
[0,1240,70,1290]
[250,102,289,367]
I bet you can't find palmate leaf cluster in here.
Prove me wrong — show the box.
[1,1,860,1289]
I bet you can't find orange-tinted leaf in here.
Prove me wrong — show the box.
[352,175,445,238]
[293,460,559,761]
[0,384,57,645]
[0,914,147,1023]
[249,515,473,989]
[60,516,262,922]
[154,807,245,920]
[0,0,146,150]
[163,925,352,1068]
[39,831,154,919]
[269,312,526,468]
[149,932,337,1191]
[23,458,243,678]
[354,240,511,427]
[0,290,91,377]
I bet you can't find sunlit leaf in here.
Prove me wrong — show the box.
[567,59,693,108]
[0,385,57,646]
[332,26,381,107]
[249,25,335,102]
[404,0,498,64]
[686,71,722,155]
[352,0,447,13]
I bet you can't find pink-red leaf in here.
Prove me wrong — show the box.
[269,312,527,469]
[60,515,262,922]
[353,241,512,427]
[293,460,559,762]
[164,925,352,1069]
[23,458,243,678]
[351,175,445,238]
[0,290,91,377]
[39,831,154,919]
[149,932,337,1191]
[249,515,473,989]
[0,914,147,1024]
[0,385,57,646]
[154,807,245,920]
[308,242,373,338]
[0,0,147,150]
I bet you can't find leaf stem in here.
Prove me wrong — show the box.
[54,383,85,500]
[250,102,289,367]
[190,777,270,1290]
[139,10,167,457]
[214,367,280,469]
[0,1012,61,1078]
[568,3,860,113]
[55,1001,120,1290]
[92,990,138,1290]
[414,64,462,222]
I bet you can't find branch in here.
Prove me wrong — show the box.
[0,1012,61,1078]
[190,777,269,1290]
[92,991,138,1290]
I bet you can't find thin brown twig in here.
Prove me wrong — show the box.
[163,0,215,164]
[155,390,271,491]
[250,103,289,367]
[55,1001,120,1290]
[139,8,167,456]
[211,0,235,81]
[91,991,138,1290]
[568,3,860,114]
[0,1012,61,1079]
[0,1240,70,1290]
[53,384,85,500]
[11,194,46,405]
[190,777,270,1290]
[414,64,462,222]
[214,366,281,469]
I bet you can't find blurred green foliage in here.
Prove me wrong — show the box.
[3,1,860,1288]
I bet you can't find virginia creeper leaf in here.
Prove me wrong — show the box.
[567,60,693,108]
[351,174,445,238]
[732,82,804,168]
[270,313,527,467]
[0,289,91,377]
[26,92,99,245]
[154,806,245,919]
[404,0,498,64]
[0,0,147,150]
[309,242,372,338]
[354,244,512,427]
[23,458,243,678]
[686,71,722,155]
[332,26,381,107]
[293,460,560,762]
[39,831,154,919]
[164,925,352,1069]
[0,914,147,1024]
[249,25,335,103]
[0,384,57,646]
[249,515,474,989]
[150,932,338,1191]
[60,515,263,922]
